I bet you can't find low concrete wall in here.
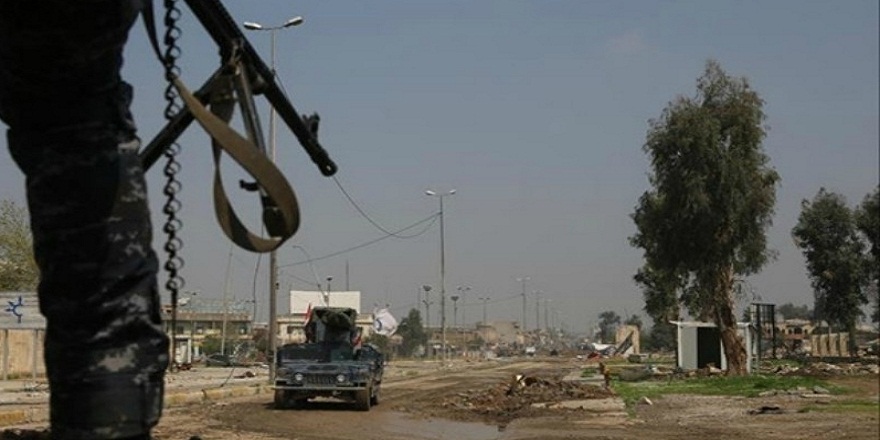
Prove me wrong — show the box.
[810,332,851,356]
[0,329,45,380]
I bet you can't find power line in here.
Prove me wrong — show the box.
[275,73,436,241]
[278,213,439,268]
[332,175,434,239]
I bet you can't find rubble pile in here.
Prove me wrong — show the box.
[441,374,615,421]
[766,361,880,376]
[755,385,833,398]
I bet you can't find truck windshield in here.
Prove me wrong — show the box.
[278,342,354,362]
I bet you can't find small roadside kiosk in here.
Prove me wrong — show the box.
[672,321,756,373]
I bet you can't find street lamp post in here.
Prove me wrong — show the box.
[456,285,471,327]
[243,15,304,383]
[516,277,530,331]
[325,276,333,306]
[426,189,455,364]
[533,290,542,332]
[478,297,490,324]
[421,285,432,328]
[450,294,460,328]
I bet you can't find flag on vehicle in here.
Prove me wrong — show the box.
[352,327,363,348]
[372,306,398,336]
[303,302,314,342]
[304,302,313,326]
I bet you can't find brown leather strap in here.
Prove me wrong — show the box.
[142,0,300,252]
[173,76,300,252]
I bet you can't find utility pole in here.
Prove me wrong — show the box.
[544,297,550,333]
[221,247,233,355]
[426,189,455,364]
[534,290,542,332]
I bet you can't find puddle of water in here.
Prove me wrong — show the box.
[379,412,503,440]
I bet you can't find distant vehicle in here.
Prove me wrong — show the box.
[584,343,616,357]
[205,353,242,367]
[274,307,384,411]
[524,346,537,356]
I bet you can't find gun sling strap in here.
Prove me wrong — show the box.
[140,0,329,253]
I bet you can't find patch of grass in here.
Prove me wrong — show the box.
[581,368,599,377]
[612,374,841,407]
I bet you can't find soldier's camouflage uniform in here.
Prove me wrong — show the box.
[0,1,168,439]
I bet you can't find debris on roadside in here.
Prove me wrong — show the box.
[440,373,616,422]
[747,405,786,415]
[757,385,833,399]
[765,361,880,376]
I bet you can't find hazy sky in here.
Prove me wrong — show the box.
[0,1,877,332]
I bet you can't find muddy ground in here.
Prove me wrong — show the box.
[144,358,879,440]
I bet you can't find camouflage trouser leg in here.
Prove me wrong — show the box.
[0,1,168,439]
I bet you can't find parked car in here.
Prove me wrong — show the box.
[205,353,237,367]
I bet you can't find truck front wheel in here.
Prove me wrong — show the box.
[354,386,372,411]
[274,389,289,409]
[370,385,380,406]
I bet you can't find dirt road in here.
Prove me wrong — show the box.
[148,358,879,440]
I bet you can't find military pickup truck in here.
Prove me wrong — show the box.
[273,307,384,411]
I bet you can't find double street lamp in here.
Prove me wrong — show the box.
[426,189,455,363]
[478,296,490,324]
[243,15,304,383]
[456,285,471,327]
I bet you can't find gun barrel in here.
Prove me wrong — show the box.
[184,0,337,176]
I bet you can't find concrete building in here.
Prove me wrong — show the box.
[475,320,521,345]
[161,297,253,364]
[672,321,756,373]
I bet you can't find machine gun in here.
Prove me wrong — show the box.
[139,0,336,252]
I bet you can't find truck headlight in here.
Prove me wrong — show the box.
[293,373,304,382]
[336,374,347,383]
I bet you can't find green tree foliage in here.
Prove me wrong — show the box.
[396,308,427,357]
[201,335,223,355]
[645,322,677,352]
[793,188,870,353]
[598,310,621,344]
[776,302,812,320]
[630,60,779,375]
[624,314,643,330]
[0,200,38,291]
[364,334,390,353]
[855,187,879,324]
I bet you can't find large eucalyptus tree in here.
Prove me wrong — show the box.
[794,188,871,353]
[631,60,779,375]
